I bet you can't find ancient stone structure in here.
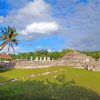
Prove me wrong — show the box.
[60,51,92,63]
[47,57,51,61]
[30,56,33,61]
[43,57,46,61]
[60,51,100,71]
[1,51,100,71]
[34,56,52,61]
[34,56,38,61]
[39,57,42,61]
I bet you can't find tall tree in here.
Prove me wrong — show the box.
[0,26,19,52]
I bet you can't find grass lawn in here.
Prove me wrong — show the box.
[0,66,100,100]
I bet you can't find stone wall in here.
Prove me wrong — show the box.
[13,59,100,71]
[1,51,100,71]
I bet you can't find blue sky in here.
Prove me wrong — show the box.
[0,0,100,53]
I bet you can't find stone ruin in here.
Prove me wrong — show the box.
[0,51,100,71]
[58,51,100,71]
[34,56,53,61]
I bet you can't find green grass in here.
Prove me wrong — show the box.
[0,66,100,100]
[0,66,64,80]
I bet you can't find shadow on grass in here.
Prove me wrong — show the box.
[0,62,16,72]
[0,66,14,73]
[0,79,100,100]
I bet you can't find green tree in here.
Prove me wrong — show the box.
[0,26,19,52]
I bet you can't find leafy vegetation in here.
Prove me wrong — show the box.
[11,49,100,61]
[0,80,100,100]
[0,26,19,52]
[11,49,74,60]
[82,51,100,60]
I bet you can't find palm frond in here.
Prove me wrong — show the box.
[12,39,18,46]
[0,26,19,52]
[8,43,11,52]
[1,34,7,40]
[0,41,8,50]
[1,29,7,37]
[3,28,8,35]
[0,36,2,40]
[11,43,15,52]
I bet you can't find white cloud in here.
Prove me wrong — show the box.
[20,22,59,35]
[35,46,52,52]
[47,48,52,52]
[0,16,4,24]
[4,0,52,28]
[18,0,51,16]
[2,0,58,40]
[55,0,100,51]
[2,0,100,51]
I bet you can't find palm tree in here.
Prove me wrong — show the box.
[0,26,19,52]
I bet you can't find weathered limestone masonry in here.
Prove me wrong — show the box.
[1,51,100,71]
[58,51,100,71]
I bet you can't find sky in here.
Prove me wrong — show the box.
[0,0,100,53]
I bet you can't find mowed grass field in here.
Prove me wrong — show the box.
[0,66,100,100]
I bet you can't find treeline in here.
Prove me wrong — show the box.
[11,49,73,60]
[11,49,100,61]
[82,51,100,60]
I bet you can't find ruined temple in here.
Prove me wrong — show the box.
[61,51,94,63]
[59,51,100,71]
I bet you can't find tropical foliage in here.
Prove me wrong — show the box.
[11,49,100,61]
[11,49,73,60]
[82,51,100,60]
[0,26,18,52]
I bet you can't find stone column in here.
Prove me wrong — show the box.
[47,57,50,61]
[30,56,33,61]
[52,58,54,61]
[39,57,42,61]
[98,58,100,62]
[43,56,46,61]
[26,58,28,61]
[34,56,38,61]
